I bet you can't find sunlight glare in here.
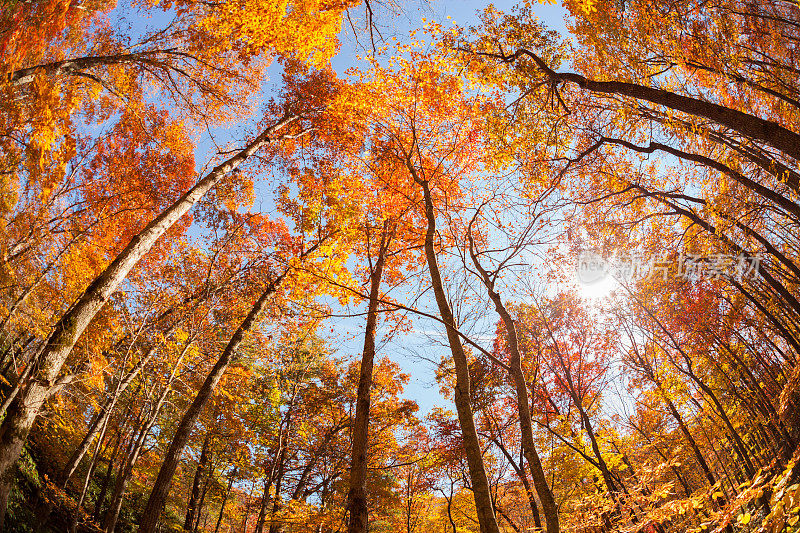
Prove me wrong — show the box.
[577,273,617,300]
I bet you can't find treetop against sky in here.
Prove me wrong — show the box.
[1,1,798,532]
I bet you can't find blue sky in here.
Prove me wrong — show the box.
[331,0,569,67]
[306,0,574,417]
[125,0,574,417]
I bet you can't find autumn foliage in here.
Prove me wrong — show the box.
[0,0,798,532]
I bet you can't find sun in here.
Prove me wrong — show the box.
[577,274,617,300]
[572,250,617,300]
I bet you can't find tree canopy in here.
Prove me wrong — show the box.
[0,1,799,532]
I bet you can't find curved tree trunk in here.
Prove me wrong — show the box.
[592,136,800,221]
[0,113,301,525]
[498,48,800,166]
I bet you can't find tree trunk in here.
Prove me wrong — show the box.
[103,420,149,533]
[257,398,299,533]
[103,341,190,532]
[346,223,390,533]
[194,456,215,533]
[267,440,290,533]
[576,400,619,496]
[184,432,212,532]
[138,277,285,533]
[93,429,124,521]
[254,475,273,533]
[488,434,542,530]
[664,395,716,487]
[103,376,177,533]
[634,291,757,478]
[412,172,501,533]
[688,371,756,478]
[213,471,235,533]
[67,407,113,533]
[291,422,345,501]
[467,236,560,533]
[0,114,301,520]
[642,189,800,319]
[593,136,800,220]
[10,51,195,87]
[62,338,166,486]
